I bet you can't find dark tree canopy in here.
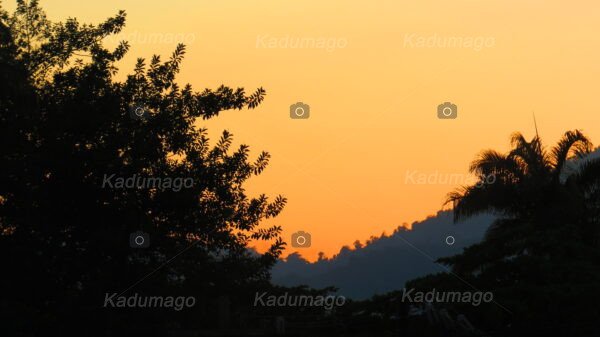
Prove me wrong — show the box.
[407,131,600,336]
[0,1,285,335]
[4,2,600,337]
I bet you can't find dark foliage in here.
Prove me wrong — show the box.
[407,131,600,336]
[0,1,286,335]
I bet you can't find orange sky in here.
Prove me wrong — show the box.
[9,0,600,261]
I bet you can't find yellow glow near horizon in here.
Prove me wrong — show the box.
[8,0,600,261]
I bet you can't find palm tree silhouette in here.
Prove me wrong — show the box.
[442,130,600,273]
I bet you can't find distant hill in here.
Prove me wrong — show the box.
[272,148,600,300]
[272,211,495,299]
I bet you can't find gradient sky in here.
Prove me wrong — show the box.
[8,0,600,261]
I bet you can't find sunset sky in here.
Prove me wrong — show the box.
[9,0,600,261]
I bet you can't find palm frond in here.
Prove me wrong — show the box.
[572,157,600,194]
[509,132,550,177]
[469,149,525,184]
[446,182,517,222]
[551,129,592,179]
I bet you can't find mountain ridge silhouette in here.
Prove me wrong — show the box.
[272,148,600,300]
[272,210,495,299]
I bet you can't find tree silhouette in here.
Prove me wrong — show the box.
[0,1,285,335]
[444,130,599,272]
[406,130,600,336]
